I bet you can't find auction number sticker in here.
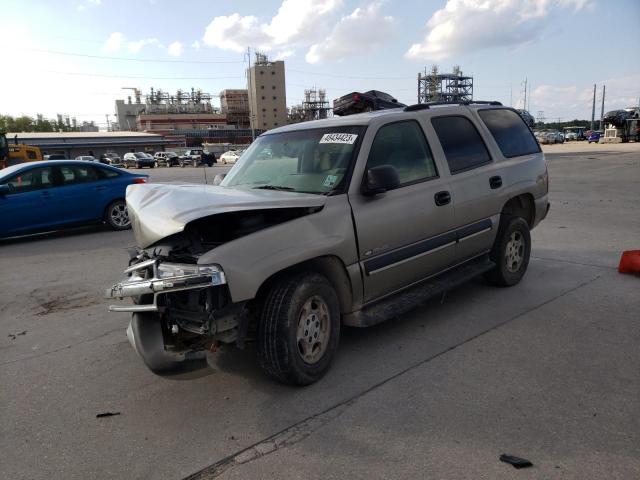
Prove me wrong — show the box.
[319,133,358,144]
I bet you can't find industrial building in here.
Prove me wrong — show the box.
[220,89,250,129]
[418,65,473,103]
[289,88,331,123]
[9,132,172,158]
[247,53,288,130]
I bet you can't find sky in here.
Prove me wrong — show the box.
[2,0,639,128]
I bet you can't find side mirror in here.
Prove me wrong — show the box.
[213,173,226,186]
[363,165,400,196]
[0,183,14,195]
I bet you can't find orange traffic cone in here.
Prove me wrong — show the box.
[618,250,640,274]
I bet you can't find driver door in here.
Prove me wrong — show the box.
[0,166,60,236]
[349,120,456,303]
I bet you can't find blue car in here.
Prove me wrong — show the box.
[0,161,148,238]
[588,131,602,143]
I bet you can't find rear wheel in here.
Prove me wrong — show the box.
[105,199,131,230]
[258,272,340,385]
[484,216,531,286]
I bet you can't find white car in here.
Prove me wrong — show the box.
[75,155,97,162]
[219,150,243,164]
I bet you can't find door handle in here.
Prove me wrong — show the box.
[489,176,502,189]
[95,186,107,191]
[434,191,451,206]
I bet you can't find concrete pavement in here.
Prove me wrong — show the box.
[1,143,638,479]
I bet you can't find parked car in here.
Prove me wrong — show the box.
[0,160,148,238]
[564,131,577,141]
[154,151,179,167]
[101,152,123,167]
[588,131,602,143]
[107,102,549,385]
[333,90,405,116]
[219,150,243,164]
[515,109,535,128]
[123,152,155,169]
[179,149,216,167]
[75,155,97,162]
[44,154,67,160]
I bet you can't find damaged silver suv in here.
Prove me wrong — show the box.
[106,101,549,385]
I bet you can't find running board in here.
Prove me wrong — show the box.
[343,255,495,328]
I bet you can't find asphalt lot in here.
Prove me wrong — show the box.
[1,143,639,479]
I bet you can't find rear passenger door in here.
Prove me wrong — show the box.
[430,114,504,262]
[56,164,104,223]
[349,120,456,303]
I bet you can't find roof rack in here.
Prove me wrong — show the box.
[403,100,502,112]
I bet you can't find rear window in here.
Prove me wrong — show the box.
[479,109,541,158]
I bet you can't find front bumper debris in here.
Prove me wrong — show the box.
[106,259,226,313]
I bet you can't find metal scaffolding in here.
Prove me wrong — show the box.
[289,88,331,123]
[417,65,473,104]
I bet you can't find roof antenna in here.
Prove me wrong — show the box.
[203,164,208,185]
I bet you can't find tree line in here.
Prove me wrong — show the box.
[0,114,90,133]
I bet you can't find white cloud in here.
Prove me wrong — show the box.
[305,2,394,64]
[203,13,268,53]
[127,38,161,53]
[406,0,590,60]
[103,32,163,54]
[191,40,201,50]
[103,32,125,53]
[274,49,295,60]
[77,0,101,11]
[167,41,184,57]
[201,0,343,57]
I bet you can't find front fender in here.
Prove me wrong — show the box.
[197,195,359,304]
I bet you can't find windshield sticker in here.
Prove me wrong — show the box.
[319,133,358,144]
[323,175,338,187]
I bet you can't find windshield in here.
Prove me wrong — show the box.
[134,153,148,158]
[220,126,365,195]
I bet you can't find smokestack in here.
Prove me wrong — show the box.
[591,84,596,131]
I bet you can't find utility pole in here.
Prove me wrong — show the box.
[509,82,513,107]
[599,85,606,130]
[522,78,527,111]
[527,81,532,112]
[245,46,255,142]
[590,83,596,131]
[105,114,110,132]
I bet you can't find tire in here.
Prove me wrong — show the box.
[484,216,531,287]
[258,272,340,386]
[222,158,227,164]
[152,162,158,168]
[180,161,185,168]
[105,199,131,230]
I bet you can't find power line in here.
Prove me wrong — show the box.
[42,70,246,80]
[288,68,407,80]
[20,47,245,64]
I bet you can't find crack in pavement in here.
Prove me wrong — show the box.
[184,274,602,479]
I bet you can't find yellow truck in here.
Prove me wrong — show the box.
[0,132,43,169]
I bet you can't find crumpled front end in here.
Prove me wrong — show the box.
[106,253,247,377]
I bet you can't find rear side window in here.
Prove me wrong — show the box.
[479,109,540,158]
[431,116,491,174]
[97,167,119,179]
[60,165,99,184]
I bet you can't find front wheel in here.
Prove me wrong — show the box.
[258,272,340,385]
[484,216,531,286]
[105,199,131,230]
